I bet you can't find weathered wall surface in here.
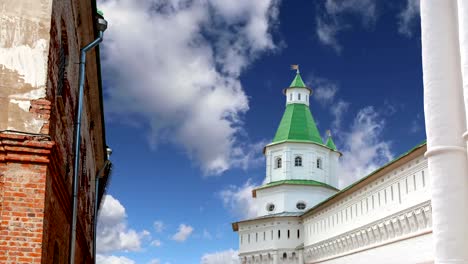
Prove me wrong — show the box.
[0,0,107,263]
[0,0,53,133]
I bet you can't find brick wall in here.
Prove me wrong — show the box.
[0,0,107,263]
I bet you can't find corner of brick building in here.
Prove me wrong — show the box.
[0,0,109,263]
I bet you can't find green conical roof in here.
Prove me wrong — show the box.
[289,72,307,88]
[326,135,337,151]
[272,104,323,144]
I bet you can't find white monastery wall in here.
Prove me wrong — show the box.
[302,154,432,263]
[238,217,304,264]
[315,233,433,264]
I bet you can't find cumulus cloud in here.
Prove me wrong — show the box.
[100,0,280,175]
[397,0,420,37]
[97,195,148,253]
[315,0,377,52]
[151,239,162,247]
[148,259,161,264]
[219,179,259,219]
[201,249,240,264]
[153,221,165,233]
[171,224,194,242]
[339,106,393,187]
[96,255,136,264]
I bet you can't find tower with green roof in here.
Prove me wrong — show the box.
[253,67,342,217]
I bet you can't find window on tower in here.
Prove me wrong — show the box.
[294,156,302,167]
[289,93,292,101]
[317,158,322,169]
[298,93,301,100]
[275,157,282,169]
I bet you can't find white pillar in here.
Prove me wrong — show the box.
[421,1,468,263]
[459,0,468,147]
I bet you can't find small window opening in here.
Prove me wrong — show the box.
[278,230,281,239]
[267,203,275,212]
[289,93,292,101]
[283,253,287,259]
[296,202,306,210]
[248,234,250,243]
[298,93,301,100]
[297,229,300,238]
[287,230,290,239]
[294,156,302,167]
[276,157,282,169]
[316,158,322,169]
[256,232,258,242]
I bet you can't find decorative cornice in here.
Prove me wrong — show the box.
[0,132,54,163]
[304,201,432,263]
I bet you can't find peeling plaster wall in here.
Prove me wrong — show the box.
[0,0,53,133]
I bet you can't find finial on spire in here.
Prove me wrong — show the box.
[291,64,300,73]
[326,130,331,137]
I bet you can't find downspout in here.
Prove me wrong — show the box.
[93,149,112,263]
[69,14,107,264]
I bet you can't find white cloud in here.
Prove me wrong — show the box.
[315,0,377,52]
[201,249,240,264]
[219,179,259,219]
[397,0,420,37]
[153,221,165,233]
[96,255,135,264]
[97,195,148,253]
[100,0,280,175]
[331,100,350,130]
[311,78,338,105]
[171,224,194,242]
[338,106,393,187]
[203,229,213,240]
[151,239,162,247]
[147,259,161,264]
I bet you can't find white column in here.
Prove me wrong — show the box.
[421,1,468,263]
[459,0,468,148]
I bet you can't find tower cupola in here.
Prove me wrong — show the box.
[284,65,312,106]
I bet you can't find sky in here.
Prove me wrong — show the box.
[95,0,424,263]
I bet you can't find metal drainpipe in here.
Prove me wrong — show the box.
[93,158,111,263]
[69,15,107,264]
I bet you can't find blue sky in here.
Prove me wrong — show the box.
[96,0,423,263]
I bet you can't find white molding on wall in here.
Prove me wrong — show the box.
[303,201,432,263]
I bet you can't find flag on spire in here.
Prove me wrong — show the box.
[291,64,300,73]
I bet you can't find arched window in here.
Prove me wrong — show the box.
[316,158,322,169]
[289,93,292,101]
[298,93,301,100]
[297,229,300,238]
[283,253,287,259]
[294,156,302,167]
[287,230,290,239]
[275,157,282,169]
[278,230,281,239]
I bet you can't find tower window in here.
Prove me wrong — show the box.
[275,157,282,169]
[278,230,281,239]
[316,158,322,169]
[266,203,275,212]
[296,202,306,210]
[283,253,287,259]
[298,93,301,100]
[294,156,302,167]
[289,93,292,101]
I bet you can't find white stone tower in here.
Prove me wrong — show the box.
[254,68,341,217]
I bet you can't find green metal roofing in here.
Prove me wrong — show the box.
[289,72,307,88]
[326,135,337,151]
[272,104,323,144]
[256,179,339,191]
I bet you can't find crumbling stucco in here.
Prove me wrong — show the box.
[0,0,53,133]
